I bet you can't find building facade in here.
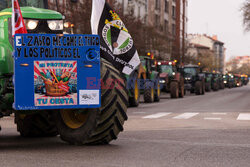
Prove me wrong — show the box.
[47,0,188,62]
[188,34,226,73]
[112,0,188,61]
[226,56,250,72]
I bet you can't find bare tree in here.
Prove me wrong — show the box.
[242,0,250,31]
[50,1,172,59]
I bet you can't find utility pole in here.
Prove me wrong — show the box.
[122,0,125,15]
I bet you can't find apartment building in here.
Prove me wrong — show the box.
[47,0,188,61]
[188,34,226,73]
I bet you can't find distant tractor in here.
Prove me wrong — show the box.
[204,72,212,92]
[183,65,206,95]
[241,75,249,86]
[125,64,146,107]
[218,73,225,89]
[224,74,234,88]
[234,74,243,87]
[210,73,220,91]
[157,61,185,98]
[139,53,161,103]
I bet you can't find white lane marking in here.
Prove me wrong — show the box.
[237,113,250,120]
[204,117,222,120]
[212,113,227,115]
[133,112,146,114]
[143,112,171,119]
[173,113,199,119]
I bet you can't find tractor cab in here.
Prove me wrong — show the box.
[183,65,205,95]
[140,53,157,79]
[157,61,177,78]
[183,65,200,79]
[157,60,185,98]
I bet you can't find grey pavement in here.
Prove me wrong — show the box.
[0,84,249,167]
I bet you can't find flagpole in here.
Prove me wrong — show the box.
[12,0,14,37]
[122,0,124,15]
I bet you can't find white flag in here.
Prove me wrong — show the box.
[91,0,140,75]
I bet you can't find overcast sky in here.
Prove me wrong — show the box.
[188,0,250,61]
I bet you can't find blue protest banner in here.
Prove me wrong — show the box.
[14,34,101,110]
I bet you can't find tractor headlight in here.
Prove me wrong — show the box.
[47,20,63,30]
[224,81,227,84]
[172,72,176,75]
[159,80,165,84]
[24,19,38,30]
[185,77,191,80]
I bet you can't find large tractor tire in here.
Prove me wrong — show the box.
[205,82,211,92]
[213,83,219,91]
[154,78,161,102]
[128,72,140,107]
[201,80,206,95]
[170,81,179,98]
[195,81,202,95]
[53,59,128,145]
[15,111,58,137]
[144,80,154,103]
[220,82,225,89]
[190,89,195,94]
[179,77,185,98]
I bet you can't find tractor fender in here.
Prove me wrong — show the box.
[138,64,146,80]
[0,42,14,75]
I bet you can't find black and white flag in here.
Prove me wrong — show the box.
[91,0,140,75]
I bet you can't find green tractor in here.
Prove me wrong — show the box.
[234,74,243,87]
[0,1,128,145]
[224,73,234,88]
[157,60,185,98]
[241,74,249,86]
[125,63,146,107]
[183,65,206,95]
[139,53,161,103]
[211,72,220,91]
[218,73,225,89]
[204,72,212,92]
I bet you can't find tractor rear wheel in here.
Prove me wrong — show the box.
[154,79,161,102]
[129,72,140,107]
[179,83,185,98]
[179,77,185,98]
[53,59,128,145]
[201,81,206,95]
[144,80,154,103]
[15,111,58,137]
[195,81,202,95]
[213,83,218,91]
[205,82,211,92]
[170,81,179,98]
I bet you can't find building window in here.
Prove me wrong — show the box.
[138,6,141,18]
[155,0,160,10]
[155,14,160,29]
[172,5,176,18]
[165,0,169,13]
[165,20,169,33]
[172,24,176,36]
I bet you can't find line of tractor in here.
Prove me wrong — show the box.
[126,53,249,107]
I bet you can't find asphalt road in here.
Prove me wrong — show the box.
[0,84,250,167]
